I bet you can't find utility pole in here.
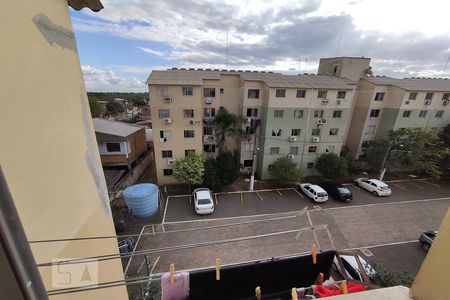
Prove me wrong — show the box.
[379,134,399,181]
[249,123,259,191]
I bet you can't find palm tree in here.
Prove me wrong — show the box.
[212,107,246,153]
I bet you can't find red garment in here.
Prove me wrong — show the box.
[314,283,367,297]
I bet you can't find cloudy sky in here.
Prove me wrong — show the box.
[71,0,450,92]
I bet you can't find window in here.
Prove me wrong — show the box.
[296,90,306,98]
[312,128,321,136]
[326,146,335,153]
[402,110,411,118]
[270,147,279,155]
[370,109,380,118]
[425,93,434,100]
[203,126,213,135]
[289,147,298,155]
[308,146,317,153]
[337,91,346,99]
[204,144,216,153]
[203,88,216,97]
[317,90,327,98]
[329,128,339,136]
[374,92,385,101]
[419,110,427,118]
[314,110,324,118]
[248,89,260,98]
[275,89,286,98]
[268,164,273,171]
[157,86,168,97]
[106,142,121,152]
[183,109,194,118]
[158,109,170,119]
[307,162,314,169]
[159,130,171,140]
[443,93,450,101]
[243,160,253,167]
[435,110,444,118]
[366,125,376,134]
[333,110,342,118]
[291,129,301,136]
[245,126,256,134]
[184,130,195,138]
[274,110,284,118]
[294,110,304,118]
[182,86,193,96]
[246,108,258,117]
[204,108,216,117]
[162,150,173,158]
[163,169,173,176]
[409,92,417,100]
[220,88,224,94]
[245,143,255,152]
[185,149,195,156]
[272,129,281,136]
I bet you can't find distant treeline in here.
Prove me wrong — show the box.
[87,92,148,103]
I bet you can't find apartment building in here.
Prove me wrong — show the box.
[346,76,450,158]
[147,69,357,183]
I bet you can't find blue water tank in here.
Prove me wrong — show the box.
[123,183,159,218]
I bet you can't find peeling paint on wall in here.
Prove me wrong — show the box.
[80,93,111,216]
[32,13,76,51]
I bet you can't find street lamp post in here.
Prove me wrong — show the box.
[379,134,400,181]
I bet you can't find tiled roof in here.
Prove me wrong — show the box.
[93,118,142,137]
[147,69,356,89]
[365,76,450,92]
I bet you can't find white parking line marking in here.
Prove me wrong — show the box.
[162,196,170,224]
[390,182,408,191]
[407,181,425,190]
[421,180,441,187]
[345,239,418,251]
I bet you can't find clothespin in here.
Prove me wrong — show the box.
[311,244,317,264]
[291,287,298,300]
[216,258,220,281]
[169,263,175,286]
[340,280,348,294]
[315,273,324,285]
[255,286,261,300]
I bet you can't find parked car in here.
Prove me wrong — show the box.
[319,182,353,202]
[353,178,391,196]
[193,188,214,214]
[298,183,328,202]
[419,231,437,252]
[333,254,376,282]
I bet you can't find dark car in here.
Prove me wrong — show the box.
[419,231,437,252]
[319,182,353,201]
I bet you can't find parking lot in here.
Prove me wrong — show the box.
[125,179,450,278]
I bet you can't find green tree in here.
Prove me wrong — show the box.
[203,157,221,190]
[362,139,389,171]
[213,107,246,153]
[440,124,450,147]
[216,151,241,185]
[269,157,301,184]
[173,154,206,188]
[106,100,124,114]
[88,96,106,117]
[316,153,348,178]
[132,98,147,107]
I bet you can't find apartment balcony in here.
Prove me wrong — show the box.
[203,135,216,143]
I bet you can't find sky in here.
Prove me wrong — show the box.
[70,0,450,92]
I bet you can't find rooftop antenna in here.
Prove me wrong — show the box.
[226,24,229,69]
[336,35,342,56]
[442,55,450,78]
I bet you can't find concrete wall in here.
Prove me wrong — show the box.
[0,1,127,298]
[318,57,371,81]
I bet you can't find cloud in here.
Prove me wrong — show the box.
[81,65,146,92]
[136,46,165,57]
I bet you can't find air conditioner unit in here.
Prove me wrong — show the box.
[425,100,432,105]
[312,136,320,143]
[336,99,341,105]
[405,101,410,105]
[204,97,213,104]
[163,97,172,103]
[443,100,449,106]
[287,154,295,160]
[167,159,176,166]
[289,136,297,142]
[246,117,252,123]
[189,119,195,125]
[317,118,327,125]
[164,118,172,124]
[322,99,329,105]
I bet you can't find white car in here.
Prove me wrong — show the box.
[353,178,391,196]
[333,254,376,282]
[193,188,214,214]
[298,183,328,202]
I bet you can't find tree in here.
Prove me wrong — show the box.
[132,98,147,107]
[362,139,389,171]
[213,107,246,153]
[316,153,348,178]
[269,157,301,184]
[440,124,450,147]
[203,157,221,190]
[106,100,124,115]
[173,154,205,187]
[216,151,241,185]
[88,96,106,117]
